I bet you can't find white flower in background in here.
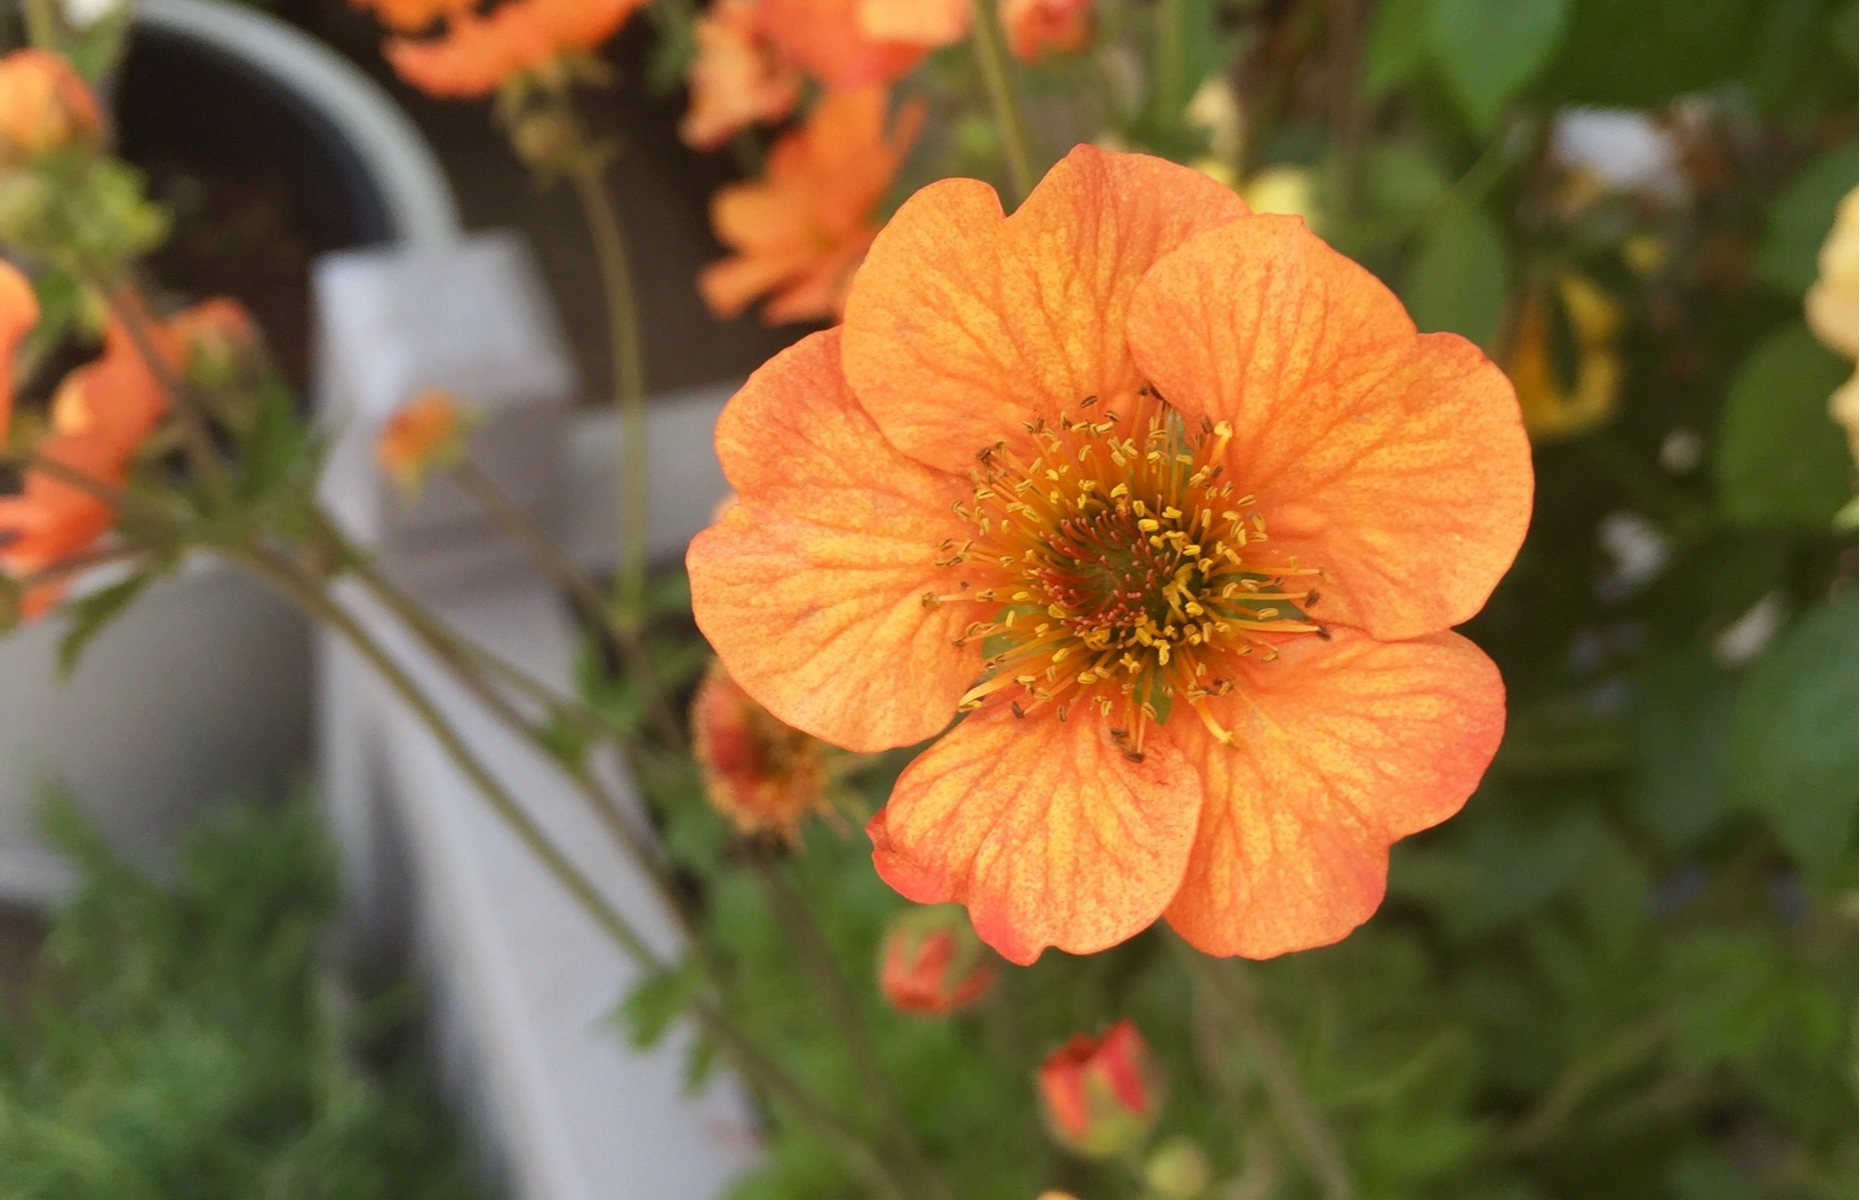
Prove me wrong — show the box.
[1595,510,1670,602]
[62,0,123,29]
[1551,108,1686,203]
[1714,593,1786,668]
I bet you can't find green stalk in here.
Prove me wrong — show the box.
[569,161,650,630]
[969,0,1037,203]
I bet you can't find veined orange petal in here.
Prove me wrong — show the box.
[1126,215,1533,640]
[842,146,1249,475]
[1165,629,1505,958]
[0,260,39,444]
[687,329,981,751]
[870,703,1203,965]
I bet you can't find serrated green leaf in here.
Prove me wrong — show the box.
[1714,323,1853,527]
[1428,0,1572,130]
[56,573,152,679]
[1726,592,1858,881]
[1757,143,1858,295]
[1401,204,1511,351]
[616,958,703,1050]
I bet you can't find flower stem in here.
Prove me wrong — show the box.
[969,0,1037,203]
[96,281,233,511]
[747,855,952,1200]
[1178,945,1355,1200]
[568,160,650,630]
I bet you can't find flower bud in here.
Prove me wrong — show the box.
[1036,1019,1161,1159]
[376,388,476,496]
[1145,1135,1211,1198]
[1001,0,1093,65]
[0,50,101,162]
[878,905,996,1015]
[690,661,828,843]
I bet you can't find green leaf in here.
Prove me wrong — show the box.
[615,958,702,1050]
[1714,323,1853,528]
[1401,204,1511,351]
[1365,0,1435,97]
[1668,1151,1760,1200]
[1427,0,1572,129]
[1543,0,1761,107]
[56,573,152,679]
[1726,592,1858,881]
[1756,142,1858,295]
[1629,650,1736,850]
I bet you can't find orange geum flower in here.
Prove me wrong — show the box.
[701,86,923,325]
[0,49,102,162]
[377,388,475,496]
[384,0,649,99]
[687,147,1533,964]
[759,0,930,90]
[0,260,39,445]
[349,0,475,33]
[681,0,802,151]
[1001,0,1093,64]
[1037,1020,1160,1158]
[691,660,831,842]
[877,903,997,1013]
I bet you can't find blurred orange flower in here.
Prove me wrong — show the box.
[877,904,996,1013]
[0,300,189,619]
[700,86,923,325]
[376,388,473,494]
[384,0,649,98]
[690,660,829,842]
[349,0,475,33]
[0,261,39,445]
[1037,1020,1160,1158]
[681,0,801,151]
[1001,0,1092,62]
[688,147,1532,963]
[858,0,969,47]
[759,0,929,90]
[0,49,102,162]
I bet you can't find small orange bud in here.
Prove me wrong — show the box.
[877,905,996,1014]
[691,660,829,842]
[1036,1019,1161,1159]
[1000,0,1093,64]
[376,388,474,495]
[0,50,102,162]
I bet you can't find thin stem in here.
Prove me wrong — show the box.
[1179,946,1354,1200]
[969,0,1037,203]
[241,542,911,1196]
[1326,0,1365,215]
[568,160,650,628]
[747,855,952,1200]
[21,0,58,50]
[1153,0,1186,127]
[451,459,682,747]
[95,282,232,508]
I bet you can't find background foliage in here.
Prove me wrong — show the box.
[617,0,1859,1197]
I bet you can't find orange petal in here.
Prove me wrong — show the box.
[760,0,928,90]
[841,146,1250,474]
[1126,215,1533,640]
[687,329,981,751]
[1165,629,1505,958]
[870,704,1204,964]
[0,260,38,444]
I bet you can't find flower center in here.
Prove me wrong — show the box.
[927,389,1324,754]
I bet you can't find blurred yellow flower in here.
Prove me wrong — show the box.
[1503,272,1625,443]
[1240,164,1320,229]
[1805,187,1857,458]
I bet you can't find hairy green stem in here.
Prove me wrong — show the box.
[569,161,650,628]
[748,856,953,1200]
[969,0,1037,203]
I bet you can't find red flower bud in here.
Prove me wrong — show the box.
[878,905,996,1014]
[0,50,101,162]
[1036,1019,1161,1159]
[691,661,829,842]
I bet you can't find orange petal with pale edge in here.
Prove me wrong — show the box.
[687,329,980,752]
[1127,216,1533,641]
[871,704,1204,964]
[0,260,37,444]
[1165,629,1505,958]
[842,146,1249,474]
